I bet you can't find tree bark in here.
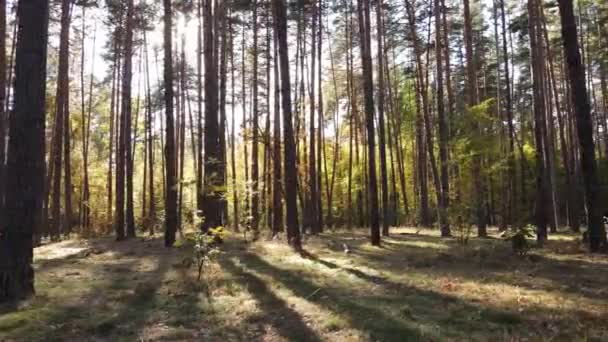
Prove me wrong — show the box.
[202,0,222,232]
[557,0,606,251]
[357,0,380,246]
[273,0,301,250]
[163,0,178,246]
[0,0,49,301]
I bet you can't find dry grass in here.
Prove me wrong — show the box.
[0,227,606,341]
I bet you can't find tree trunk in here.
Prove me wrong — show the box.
[163,0,178,246]
[435,0,450,237]
[273,0,301,250]
[0,0,7,219]
[528,0,549,245]
[202,0,222,232]
[357,0,380,246]
[306,0,319,235]
[376,0,390,236]
[557,0,606,251]
[272,23,283,236]
[463,0,487,236]
[0,0,49,301]
[51,0,71,240]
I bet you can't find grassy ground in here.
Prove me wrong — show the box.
[0,227,607,341]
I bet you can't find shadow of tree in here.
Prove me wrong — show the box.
[219,256,324,342]
[228,250,533,341]
[318,231,608,302]
[0,237,200,341]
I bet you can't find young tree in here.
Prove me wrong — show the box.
[0,0,49,301]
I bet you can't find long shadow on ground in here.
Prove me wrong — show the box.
[226,249,527,341]
[321,231,608,302]
[0,237,201,341]
[219,256,324,342]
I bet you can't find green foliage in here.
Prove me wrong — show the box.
[503,225,535,256]
[182,227,225,281]
[449,203,474,246]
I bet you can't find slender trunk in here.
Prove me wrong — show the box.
[229,18,239,232]
[107,42,119,229]
[51,0,71,240]
[376,0,390,236]
[219,4,228,226]
[163,0,178,246]
[81,12,95,233]
[272,23,283,236]
[358,0,380,245]
[317,0,324,232]
[144,30,155,234]
[196,0,204,224]
[122,0,135,239]
[0,0,7,218]
[528,0,549,244]
[464,0,487,236]
[435,0,450,237]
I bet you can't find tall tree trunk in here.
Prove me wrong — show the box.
[528,0,549,245]
[346,0,354,228]
[80,10,95,233]
[272,24,283,236]
[499,0,516,226]
[144,30,155,234]
[0,0,7,219]
[463,0,487,236]
[177,39,187,233]
[196,0,204,226]
[107,41,119,229]
[122,0,135,239]
[163,0,178,246]
[241,25,250,228]
[558,0,606,251]
[51,0,71,240]
[358,0,380,246]
[202,0,222,232]
[306,0,319,234]
[404,0,430,227]
[0,0,49,301]
[251,0,260,238]
[317,0,324,232]
[63,74,72,237]
[219,3,228,226]
[273,0,301,250]
[435,0,450,237]
[376,0,390,236]
[229,18,239,232]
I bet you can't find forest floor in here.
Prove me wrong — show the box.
[0,227,607,341]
